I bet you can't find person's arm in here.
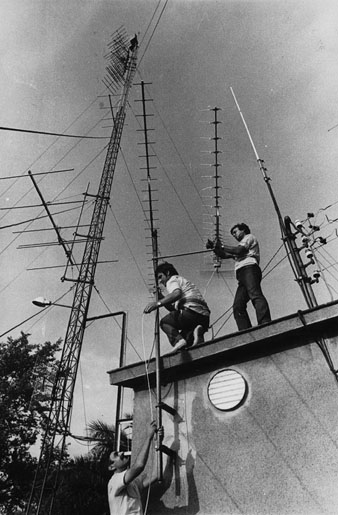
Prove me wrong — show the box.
[218,243,246,257]
[144,288,182,314]
[142,429,175,489]
[206,239,245,259]
[124,421,157,486]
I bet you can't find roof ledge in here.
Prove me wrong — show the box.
[107,299,338,390]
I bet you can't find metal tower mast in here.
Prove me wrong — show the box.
[26,29,138,514]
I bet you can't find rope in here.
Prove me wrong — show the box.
[141,312,158,515]
[203,269,216,297]
[141,313,155,420]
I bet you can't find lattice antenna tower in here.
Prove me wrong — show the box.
[25,29,138,515]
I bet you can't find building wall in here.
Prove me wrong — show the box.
[131,341,338,515]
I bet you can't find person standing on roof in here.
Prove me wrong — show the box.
[144,262,210,353]
[207,223,271,331]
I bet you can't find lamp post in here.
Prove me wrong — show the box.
[32,297,72,309]
[32,297,128,452]
[85,311,127,452]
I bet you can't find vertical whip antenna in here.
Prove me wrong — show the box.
[230,87,318,308]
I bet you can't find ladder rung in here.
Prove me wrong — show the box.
[158,444,176,458]
[157,402,177,416]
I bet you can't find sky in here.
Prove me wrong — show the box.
[2,0,338,456]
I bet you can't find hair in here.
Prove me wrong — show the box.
[230,222,250,235]
[155,262,178,277]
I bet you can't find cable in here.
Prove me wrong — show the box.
[89,284,142,361]
[0,204,83,231]
[0,201,95,296]
[0,96,101,210]
[203,269,217,297]
[139,0,163,49]
[261,242,284,274]
[79,361,90,454]
[213,309,233,338]
[0,110,108,228]
[0,125,108,139]
[0,286,75,338]
[108,204,149,291]
[138,0,169,67]
[0,140,107,293]
[108,131,152,232]
[136,74,214,232]
[0,122,107,296]
[129,96,206,243]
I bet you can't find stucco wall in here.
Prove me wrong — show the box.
[131,341,338,515]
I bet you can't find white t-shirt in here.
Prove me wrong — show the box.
[166,275,210,316]
[234,233,260,272]
[108,471,143,515]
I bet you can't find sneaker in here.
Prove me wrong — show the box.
[167,338,187,354]
[193,325,205,346]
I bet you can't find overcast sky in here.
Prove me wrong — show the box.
[1,0,338,455]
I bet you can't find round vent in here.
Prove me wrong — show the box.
[208,369,247,411]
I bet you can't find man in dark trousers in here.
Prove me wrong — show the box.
[207,223,271,330]
[144,262,210,352]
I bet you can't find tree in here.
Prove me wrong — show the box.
[49,455,110,515]
[0,332,61,514]
[87,418,131,460]
[50,418,132,514]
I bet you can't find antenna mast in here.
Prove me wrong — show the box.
[137,80,164,480]
[26,29,138,514]
[230,87,318,309]
[136,80,176,481]
[210,107,223,269]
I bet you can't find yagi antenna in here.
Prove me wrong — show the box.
[28,170,75,265]
[210,107,223,269]
[201,107,224,271]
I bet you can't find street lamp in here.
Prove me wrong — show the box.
[32,296,72,309]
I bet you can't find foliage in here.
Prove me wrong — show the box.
[50,417,132,514]
[0,330,132,514]
[0,332,61,514]
[86,418,130,460]
[51,455,110,515]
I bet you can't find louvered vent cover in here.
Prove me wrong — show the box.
[208,369,247,411]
